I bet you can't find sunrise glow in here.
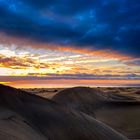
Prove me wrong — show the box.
[0,0,140,87]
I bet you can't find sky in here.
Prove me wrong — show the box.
[0,0,140,88]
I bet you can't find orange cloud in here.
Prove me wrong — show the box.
[54,46,132,60]
[0,54,51,70]
[0,54,34,69]
[0,33,132,60]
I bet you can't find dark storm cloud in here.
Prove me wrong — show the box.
[0,0,140,57]
[23,0,101,15]
[0,5,79,42]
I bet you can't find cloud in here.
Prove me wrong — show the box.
[0,54,50,69]
[0,35,132,60]
[0,73,140,83]
[0,0,139,57]
[123,58,140,66]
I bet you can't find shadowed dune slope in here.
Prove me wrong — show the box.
[0,84,128,140]
[52,87,140,139]
[52,87,106,116]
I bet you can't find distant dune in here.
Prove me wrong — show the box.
[52,87,106,116]
[52,87,140,139]
[0,84,128,140]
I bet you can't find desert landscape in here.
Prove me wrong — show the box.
[0,84,140,140]
[0,0,140,140]
[25,86,140,139]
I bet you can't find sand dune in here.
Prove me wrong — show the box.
[52,87,106,116]
[0,84,128,140]
[52,87,140,139]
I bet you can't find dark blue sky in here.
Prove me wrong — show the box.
[0,0,140,57]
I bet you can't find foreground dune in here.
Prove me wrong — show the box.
[0,84,128,140]
[52,87,140,139]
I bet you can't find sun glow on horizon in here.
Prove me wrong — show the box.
[2,79,140,88]
[0,0,139,87]
[0,45,140,78]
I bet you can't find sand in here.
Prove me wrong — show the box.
[0,84,128,140]
[51,87,140,139]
